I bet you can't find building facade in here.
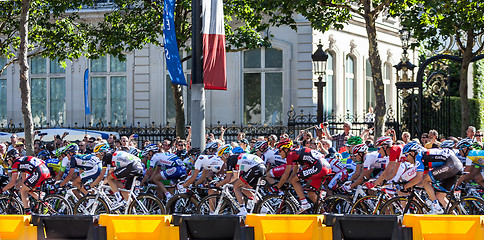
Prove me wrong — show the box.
[0,13,418,128]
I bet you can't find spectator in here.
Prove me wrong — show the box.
[467,126,476,139]
[161,139,172,153]
[119,136,130,151]
[107,134,117,146]
[78,141,88,154]
[142,140,152,148]
[321,139,332,153]
[365,107,375,123]
[15,141,26,156]
[238,138,250,153]
[268,134,278,148]
[7,134,18,151]
[425,129,440,149]
[420,133,429,146]
[237,132,246,142]
[279,133,289,141]
[0,143,6,175]
[475,130,483,148]
[86,137,96,153]
[114,139,122,150]
[401,131,411,144]
[322,121,353,150]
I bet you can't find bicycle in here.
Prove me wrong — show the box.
[165,186,207,214]
[74,176,165,215]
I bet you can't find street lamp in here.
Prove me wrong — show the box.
[312,40,329,123]
[394,27,416,83]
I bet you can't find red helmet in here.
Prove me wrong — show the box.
[375,136,393,147]
[352,143,368,155]
[276,139,293,149]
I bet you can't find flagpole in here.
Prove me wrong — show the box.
[191,0,205,150]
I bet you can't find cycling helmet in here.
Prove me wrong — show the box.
[402,141,423,154]
[205,141,219,150]
[232,147,245,154]
[37,150,51,160]
[64,143,79,153]
[6,149,19,160]
[472,142,483,150]
[175,149,187,159]
[352,143,368,155]
[187,147,201,157]
[93,142,110,153]
[217,144,233,157]
[375,136,393,147]
[345,136,363,146]
[128,148,140,156]
[141,144,159,156]
[456,138,474,150]
[54,146,66,157]
[254,141,269,153]
[440,140,455,149]
[276,139,293,149]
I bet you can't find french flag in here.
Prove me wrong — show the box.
[202,0,226,90]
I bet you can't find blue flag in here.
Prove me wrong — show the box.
[163,0,187,86]
[84,69,91,115]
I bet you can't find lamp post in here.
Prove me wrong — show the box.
[312,40,328,124]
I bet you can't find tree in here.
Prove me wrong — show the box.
[396,0,484,136]
[285,0,399,138]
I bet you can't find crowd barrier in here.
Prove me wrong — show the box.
[1,214,484,240]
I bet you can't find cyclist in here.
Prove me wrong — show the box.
[203,141,221,155]
[399,141,425,193]
[343,136,363,176]
[344,143,381,190]
[180,148,224,191]
[96,142,144,209]
[1,149,51,214]
[216,144,266,216]
[456,139,483,187]
[404,141,463,214]
[141,144,186,200]
[325,147,349,192]
[182,147,202,171]
[58,143,103,195]
[275,139,332,213]
[254,140,285,185]
[371,136,405,187]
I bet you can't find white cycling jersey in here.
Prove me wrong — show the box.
[111,151,142,168]
[194,155,224,173]
[263,149,285,166]
[363,151,389,170]
[150,152,183,169]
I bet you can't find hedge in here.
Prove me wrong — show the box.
[448,97,484,137]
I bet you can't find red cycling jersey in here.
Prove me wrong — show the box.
[388,145,406,163]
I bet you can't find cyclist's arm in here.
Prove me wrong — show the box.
[149,165,161,182]
[216,171,232,187]
[193,169,209,186]
[349,163,362,181]
[403,171,424,189]
[183,168,200,188]
[60,168,75,187]
[276,164,293,189]
[456,165,472,187]
[350,168,372,189]
[1,171,18,192]
[91,167,107,187]
[140,167,154,186]
[229,170,240,183]
[374,161,399,186]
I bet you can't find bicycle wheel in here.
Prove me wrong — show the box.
[197,194,237,215]
[74,195,110,215]
[317,195,353,214]
[40,194,73,215]
[350,196,380,214]
[128,194,165,215]
[0,196,24,214]
[253,194,297,214]
[166,194,198,214]
[448,196,484,215]
[380,197,423,215]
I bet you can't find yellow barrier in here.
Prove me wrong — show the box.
[403,214,484,240]
[245,214,332,240]
[0,215,36,240]
[98,214,179,240]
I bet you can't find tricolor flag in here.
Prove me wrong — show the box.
[202,0,226,90]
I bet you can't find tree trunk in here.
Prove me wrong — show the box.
[364,15,386,138]
[171,82,186,139]
[19,0,34,156]
[460,46,473,137]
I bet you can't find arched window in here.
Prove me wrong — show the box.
[243,47,283,125]
[366,59,375,110]
[345,55,355,115]
[324,52,334,115]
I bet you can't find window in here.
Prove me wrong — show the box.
[166,51,191,125]
[0,58,6,124]
[345,55,355,115]
[90,55,127,126]
[243,48,283,125]
[30,56,65,126]
[383,63,392,107]
[366,59,376,110]
[324,53,335,115]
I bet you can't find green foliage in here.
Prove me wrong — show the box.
[448,97,484,137]
[474,60,484,99]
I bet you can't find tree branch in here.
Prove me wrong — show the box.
[320,0,363,17]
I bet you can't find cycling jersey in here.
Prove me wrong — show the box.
[69,154,101,170]
[414,148,462,191]
[150,152,183,169]
[194,155,224,173]
[111,151,142,168]
[11,156,51,188]
[363,151,389,170]
[285,147,330,169]
[389,145,406,162]
[226,153,264,173]
[466,150,484,167]
[262,149,285,166]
